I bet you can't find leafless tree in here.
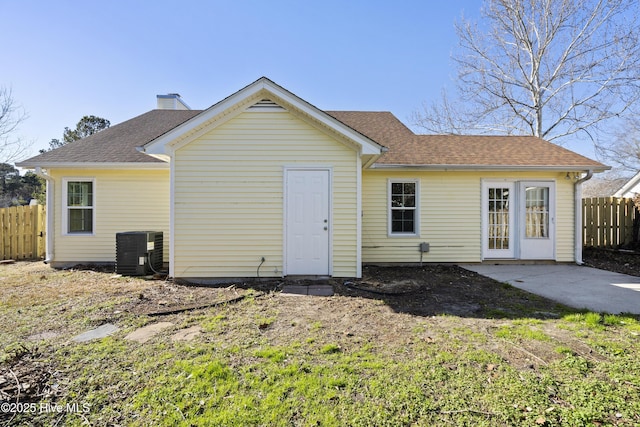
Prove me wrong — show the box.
[0,86,30,163]
[412,0,640,146]
[596,116,640,172]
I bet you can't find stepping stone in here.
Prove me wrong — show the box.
[281,285,309,295]
[308,284,334,296]
[73,324,119,342]
[171,325,202,342]
[125,322,174,343]
[282,284,334,296]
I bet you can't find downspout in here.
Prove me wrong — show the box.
[35,167,55,263]
[574,170,593,265]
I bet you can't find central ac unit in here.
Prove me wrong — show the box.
[115,231,163,276]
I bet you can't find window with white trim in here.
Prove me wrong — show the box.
[63,178,95,234]
[389,180,419,236]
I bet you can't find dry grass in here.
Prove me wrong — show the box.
[0,263,154,349]
[0,262,151,307]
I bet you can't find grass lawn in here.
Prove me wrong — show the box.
[1,262,639,426]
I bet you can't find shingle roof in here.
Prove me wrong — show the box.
[327,111,607,170]
[325,111,415,143]
[382,134,607,168]
[18,109,202,166]
[19,106,607,171]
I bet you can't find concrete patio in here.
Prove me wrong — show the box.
[461,264,640,314]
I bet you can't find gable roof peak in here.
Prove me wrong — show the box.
[140,77,384,158]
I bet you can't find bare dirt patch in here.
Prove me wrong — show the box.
[120,280,249,316]
[583,247,640,277]
[129,264,564,320]
[336,264,561,318]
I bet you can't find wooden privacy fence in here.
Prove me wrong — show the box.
[582,197,639,248]
[0,205,46,260]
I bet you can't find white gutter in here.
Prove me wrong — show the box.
[35,167,54,263]
[574,170,594,265]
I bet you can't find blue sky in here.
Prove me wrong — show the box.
[5,1,600,161]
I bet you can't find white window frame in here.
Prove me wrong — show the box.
[62,177,96,236]
[388,179,420,237]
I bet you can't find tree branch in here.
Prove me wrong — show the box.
[413,0,640,161]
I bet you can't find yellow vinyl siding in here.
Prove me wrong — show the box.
[362,171,480,263]
[362,170,575,263]
[50,169,169,265]
[555,177,576,262]
[173,110,358,279]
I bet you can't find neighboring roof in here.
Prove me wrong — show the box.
[583,177,631,198]
[17,109,201,167]
[614,170,640,197]
[328,111,608,171]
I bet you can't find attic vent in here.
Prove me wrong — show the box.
[248,99,285,111]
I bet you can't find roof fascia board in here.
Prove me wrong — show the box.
[17,162,169,170]
[369,164,610,172]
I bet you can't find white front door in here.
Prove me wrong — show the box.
[482,181,516,259]
[519,181,555,259]
[285,169,330,275]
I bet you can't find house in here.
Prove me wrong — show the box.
[17,77,609,281]
[582,176,631,198]
[614,171,640,198]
